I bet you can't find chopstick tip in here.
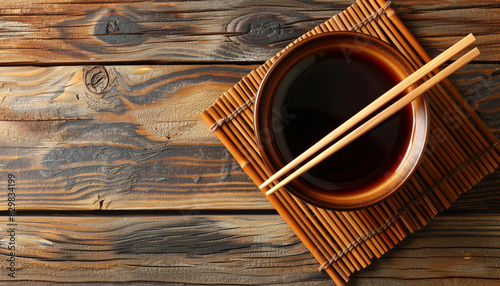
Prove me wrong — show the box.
[265,186,279,196]
[467,33,476,42]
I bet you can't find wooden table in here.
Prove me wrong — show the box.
[0,0,498,285]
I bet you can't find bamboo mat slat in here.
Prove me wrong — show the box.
[200,0,500,284]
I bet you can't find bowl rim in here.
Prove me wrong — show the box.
[254,31,429,210]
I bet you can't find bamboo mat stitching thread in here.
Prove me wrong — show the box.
[349,0,391,31]
[210,96,255,131]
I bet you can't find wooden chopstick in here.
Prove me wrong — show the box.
[265,46,480,196]
[260,34,475,192]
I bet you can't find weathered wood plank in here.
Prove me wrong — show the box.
[0,144,271,210]
[0,64,256,146]
[350,214,500,285]
[0,214,498,285]
[450,64,500,138]
[0,64,497,146]
[0,64,497,211]
[0,0,497,64]
[0,215,328,284]
[0,144,498,211]
[448,171,500,212]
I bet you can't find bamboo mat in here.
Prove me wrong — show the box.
[200,0,500,284]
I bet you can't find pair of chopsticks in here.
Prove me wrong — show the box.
[262,34,480,196]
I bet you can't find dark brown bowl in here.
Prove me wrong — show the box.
[254,31,428,210]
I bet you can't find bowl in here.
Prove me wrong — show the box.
[254,31,428,210]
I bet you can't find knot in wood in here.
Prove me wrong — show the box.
[106,19,120,34]
[227,12,301,47]
[244,18,283,39]
[95,14,144,46]
[84,66,109,94]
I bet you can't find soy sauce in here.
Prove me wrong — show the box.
[271,50,413,192]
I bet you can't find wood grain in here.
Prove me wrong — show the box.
[0,214,497,285]
[445,63,499,213]
[0,0,496,64]
[350,214,500,285]
[0,64,266,210]
[0,64,497,211]
[0,64,256,146]
[0,144,273,211]
[449,64,500,138]
[449,171,500,212]
[0,1,498,284]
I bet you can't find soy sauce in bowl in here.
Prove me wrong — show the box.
[255,32,428,210]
